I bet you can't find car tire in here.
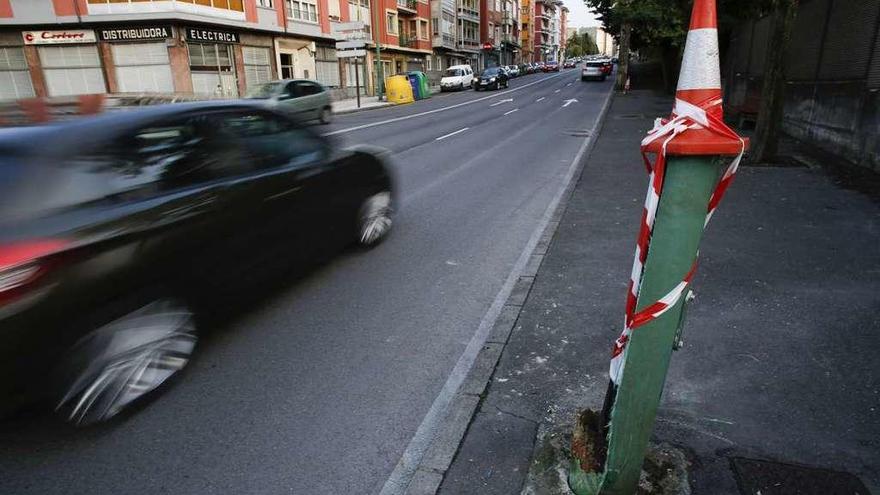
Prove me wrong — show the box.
[55,298,197,426]
[356,191,393,247]
[319,106,332,125]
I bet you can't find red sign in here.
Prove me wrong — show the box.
[482,42,494,50]
[22,29,97,45]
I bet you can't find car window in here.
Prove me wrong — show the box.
[285,82,298,98]
[445,68,462,77]
[217,110,326,170]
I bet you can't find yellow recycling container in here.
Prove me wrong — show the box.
[384,75,414,104]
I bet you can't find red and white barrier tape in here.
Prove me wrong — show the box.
[609,96,745,385]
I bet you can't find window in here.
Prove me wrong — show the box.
[386,11,399,35]
[0,47,35,100]
[287,0,318,22]
[188,43,238,97]
[315,45,340,87]
[419,20,429,40]
[242,46,272,90]
[432,17,439,36]
[217,111,325,170]
[112,42,174,93]
[39,45,106,97]
[257,0,273,6]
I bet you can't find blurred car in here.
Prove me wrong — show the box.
[599,58,614,75]
[0,102,395,425]
[519,63,532,75]
[581,61,607,81]
[506,65,520,77]
[535,61,546,72]
[440,65,474,91]
[246,79,332,124]
[563,60,576,69]
[474,66,509,90]
[544,61,560,72]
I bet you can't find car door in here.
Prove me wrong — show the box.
[300,82,326,120]
[212,109,338,270]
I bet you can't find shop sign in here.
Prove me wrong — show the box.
[22,29,97,45]
[98,25,172,42]
[185,27,239,44]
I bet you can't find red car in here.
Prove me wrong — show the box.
[544,61,560,72]
[600,59,613,75]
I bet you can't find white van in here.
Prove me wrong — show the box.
[440,65,474,91]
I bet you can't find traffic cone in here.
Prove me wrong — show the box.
[676,0,723,120]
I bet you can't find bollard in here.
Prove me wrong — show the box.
[569,1,747,493]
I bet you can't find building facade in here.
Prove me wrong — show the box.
[428,0,478,71]
[0,0,359,99]
[518,0,533,63]
[531,0,560,62]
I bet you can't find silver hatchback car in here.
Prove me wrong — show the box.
[246,79,333,124]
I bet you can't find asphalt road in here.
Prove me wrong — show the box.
[0,70,614,494]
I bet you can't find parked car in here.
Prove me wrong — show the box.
[581,61,607,81]
[474,66,509,90]
[0,101,395,425]
[246,79,332,124]
[519,63,531,75]
[506,65,520,77]
[535,61,546,72]
[544,61,560,72]
[440,65,474,91]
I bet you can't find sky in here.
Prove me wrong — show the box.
[561,0,601,29]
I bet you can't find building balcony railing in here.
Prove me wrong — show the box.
[458,39,480,50]
[457,6,479,21]
[433,33,456,49]
[398,34,415,47]
[397,0,418,14]
[502,13,516,25]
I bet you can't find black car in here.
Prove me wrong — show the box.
[474,67,510,91]
[0,101,394,425]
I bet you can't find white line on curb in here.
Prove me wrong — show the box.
[504,108,518,116]
[322,72,567,136]
[377,85,616,495]
[435,127,469,141]
[536,96,545,102]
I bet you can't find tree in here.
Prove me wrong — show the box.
[565,32,599,59]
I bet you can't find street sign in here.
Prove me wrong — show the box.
[331,21,367,41]
[337,49,367,58]
[336,40,366,50]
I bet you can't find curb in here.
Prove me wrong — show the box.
[400,88,617,495]
[332,102,394,115]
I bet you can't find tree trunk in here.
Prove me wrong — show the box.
[751,0,799,163]
[616,23,631,91]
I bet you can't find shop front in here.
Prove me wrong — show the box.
[97,25,174,93]
[275,37,316,81]
[22,29,107,97]
[185,26,240,97]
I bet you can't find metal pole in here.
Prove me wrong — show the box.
[355,56,361,108]
[373,0,384,99]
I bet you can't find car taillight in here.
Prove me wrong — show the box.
[0,239,68,306]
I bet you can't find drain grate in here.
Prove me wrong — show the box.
[565,129,592,137]
[731,457,871,495]
[615,113,649,120]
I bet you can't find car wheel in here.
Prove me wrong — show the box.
[357,191,393,247]
[318,106,332,125]
[55,298,197,426]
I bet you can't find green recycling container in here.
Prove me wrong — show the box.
[406,71,431,100]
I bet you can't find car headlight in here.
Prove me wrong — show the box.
[489,77,496,82]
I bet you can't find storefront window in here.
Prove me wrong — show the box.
[242,46,272,90]
[314,45,339,88]
[0,47,35,101]
[188,43,238,97]
[38,45,106,97]
[113,42,174,93]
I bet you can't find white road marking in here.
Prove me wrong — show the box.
[490,98,514,107]
[562,98,579,108]
[554,89,561,93]
[536,96,546,102]
[435,127,469,141]
[566,82,572,86]
[378,86,616,495]
[503,108,518,116]
[323,72,567,136]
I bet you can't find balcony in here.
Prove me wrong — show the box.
[397,0,418,14]
[457,6,479,21]
[433,33,456,49]
[398,34,415,47]
[458,38,480,51]
[502,12,515,25]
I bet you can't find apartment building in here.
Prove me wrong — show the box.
[0,0,362,99]
[373,0,431,76]
[519,0,533,62]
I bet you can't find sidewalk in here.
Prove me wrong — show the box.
[331,85,441,114]
[437,91,880,494]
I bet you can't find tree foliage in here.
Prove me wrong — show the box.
[566,32,599,58]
